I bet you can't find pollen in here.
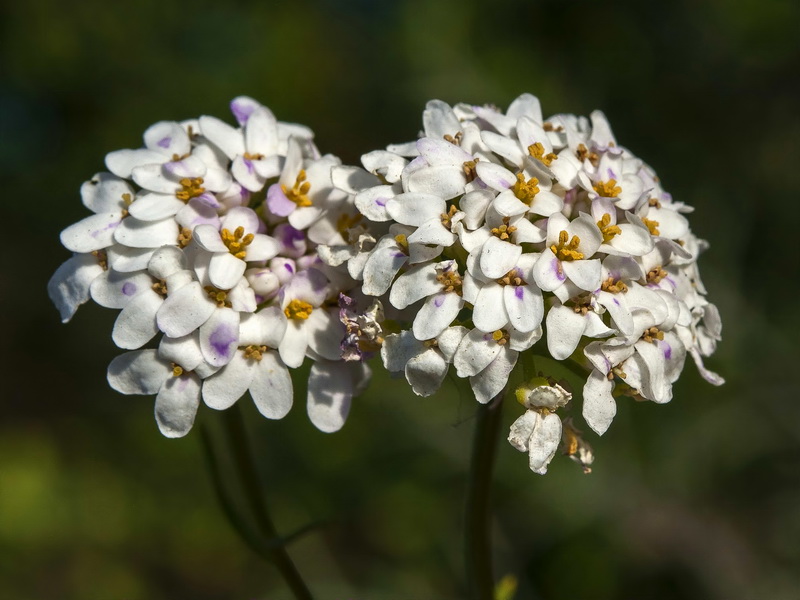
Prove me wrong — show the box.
[593,179,621,198]
[336,212,363,239]
[243,151,264,160]
[436,268,463,295]
[204,286,232,308]
[177,227,193,248]
[528,142,557,166]
[648,197,662,208]
[646,266,667,284]
[543,122,563,132]
[576,143,599,165]
[440,205,459,230]
[120,193,134,218]
[601,276,628,294]
[394,234,409,253]
[511,173,540,204]
[496,269,525,287]
[491,330,509,345]
[443,132,463,146]
[243,344,268,361]
[284,299,313,320]
[642,217,660,236]
[171,363,184,377]
[281,170,312,208]
[152,280,168,297]
[176,177,206,202]
[597,213,622,243]
[92,249,108,270]
[641,326,664,343]
[550,230,584,261]
[462,159,480,182]
[491,217,517,240]
[221,226,254,259]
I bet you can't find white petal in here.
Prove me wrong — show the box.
[307,361,352,433]
[143,121,191,156]
[470,347,517,404]
[113,217,178,249]
[508,410,537,452]
[390,262,440,309]
[546,305,587,360]
[532,249,566,291]
[405,165,467,199]
[504,284,543,333]
[405,348,448,396]
[48,254,104,322]
[634,340,670,403]
[582,370,616,435]
[157,281,216,337]
[90,270,152,308]
[435,326,469,362]
[148,246,187,279]
[422,100,461,138]
[381,331,425,372]
[107,246,155,273]
[128,193,185,221]
[528,413,562,474]
[199,115,245,159]
[473,284,508,332]
[306,308,344,361]
[60,213,122,253]
[105,149,166,178]
[413,292,463,341]
[239,307,287,348]
[158,333,205,372]
[454,328,502,378]
[155,374,201,438]
[386,193,446,226]
[475,161,515,192]
[111,289,162,349]
[354,185,395,222]
[203,352,253,410]
[208,253,246,290]
[250,351,293,419]
[278,321,308,368]
[362,238,408,296]
[107,350,169,395]
[407,218,458,246]
[562,259,602,292]
[480,236,522,279]
[245,107,278,156]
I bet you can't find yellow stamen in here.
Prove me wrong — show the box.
[92,249,108,270]
[490,217,517,241]
[550,230,584,261]
[243,344,268,361]
[491,330,510,345]
[463,159,480,182]
[394,234,409,253]
[593,179,621,198]
[436,269,463,295]
[543,122,563,132]
[528,142,557,166]
[642,217,660,236]
[152,280,168,297]
[172,364,184,377]
[281,170,312,208]
[440,205,459,230]
[641,326,664,343]
[496,270,525,287]
[597,213,622,243]
[204,286,232,308]
[576,143,598,165]
[600,276,628,294]
[336,212,363,238]
[177,227,193,248]
[648,197,662,208]
[220,226,254,259]
[511,173,540,205]
[647,266,667,284]
[243,151,264,160]
[175,177,206,202]
[284,299,313,320]
[443,132,463,146]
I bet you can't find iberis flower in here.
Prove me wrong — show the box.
[50,97,371,437]
[327,94,724,475]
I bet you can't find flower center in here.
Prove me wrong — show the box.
[243,344,268,361]
[171,363,185,377]
[221,226,254,259]
[593,179,621,198]
[176,177,206,202]
[281,170,312,208]
[440,205,459,230]
[204,286,232,308]
[120,193,134,218]
[462,159,480,182]
[284,299,313,320]
[491,330,510,345]
[596,213,622,243]
[550,230,584,261]
[642,217,660,236]
[543,122,563,132]
[394,234,409,254]
[576,143,599,165]
[491,217,517,240]
[337,213,363,241]
[152,280,168,297]
[512,173,540,204]
[92,249,108,270]
[177,227,193,248]
[443,132,463,146]
[496,269,526,287]
[600,276,628,294]
[646,266,667,284]
[436,266,463,295]
[641,326,664,343]
[528,142,557,166]
[243,151,264,160]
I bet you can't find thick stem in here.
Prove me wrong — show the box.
[465,391,506,600]
[217,406,314,600]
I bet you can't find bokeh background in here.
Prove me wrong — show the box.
[2,0,799,598]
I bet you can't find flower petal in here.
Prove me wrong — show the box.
[250,351,293,419]
[107,349,170,395]
[307,360,352,433]
[155,374,201,438]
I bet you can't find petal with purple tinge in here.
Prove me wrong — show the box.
[504,284,543,333]
[200,308,240,367]
[532,249,566,291]
[413,292,463,341]
[60,213,122,253]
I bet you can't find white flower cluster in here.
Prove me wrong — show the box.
[49,97,370,437]
[327,94,724,474]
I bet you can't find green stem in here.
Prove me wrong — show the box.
[212,406,314,600]
[465,390,506,600]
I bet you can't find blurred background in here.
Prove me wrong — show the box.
[2,0,799,598]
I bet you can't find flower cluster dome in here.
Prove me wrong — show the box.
[323,94,724,474]
[49,97,370,437]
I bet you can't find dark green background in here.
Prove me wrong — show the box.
[2,0,799,598]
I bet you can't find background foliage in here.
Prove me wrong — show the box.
[2,0,799,598]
